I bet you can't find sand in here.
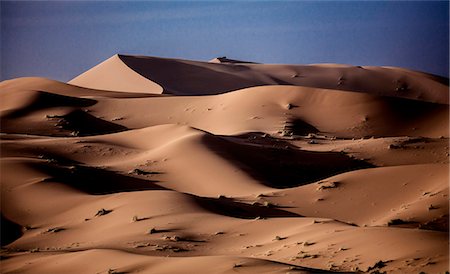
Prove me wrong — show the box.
[1,55,448,274]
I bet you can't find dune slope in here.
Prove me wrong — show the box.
[69,55,163,94]
[69,54,448,105]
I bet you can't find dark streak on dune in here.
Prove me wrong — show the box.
[47,110,128,136]
[193,196,301,219]
[212,57,259,64]
[0,214,23,246]
[119,55,269,95]
[31,161,165,195]
[117,55,449,104]
[2,109,128,137]
[381,96,449,127]
[2,90,96,118]
[284,118,319,136]
[202,134,373,188]
[419,214,449,232]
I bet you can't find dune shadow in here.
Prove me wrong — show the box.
[202,134,373,189]
[284,118,319,136]
[381,97,449,131]
[1,214,23,246]
[418,214,449,232]
[47,109,128,136]
[3,90,96,119]
[149,227,181,234]
[31,161,165,195]
[1,92,127,137]
[119,55,269,95]
[192,196,301,219]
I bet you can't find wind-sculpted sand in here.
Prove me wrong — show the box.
[1,56,448,273]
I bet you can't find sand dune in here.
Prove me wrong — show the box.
[69,55,163,94]
[1,81,447,138]
[1,55,448,273]
[70,54,449,104]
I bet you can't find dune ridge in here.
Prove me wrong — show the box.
[70,54,449,104]
[69,55,163,94]
[1,55,448,274]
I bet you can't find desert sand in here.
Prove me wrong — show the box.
[1,55,448,274]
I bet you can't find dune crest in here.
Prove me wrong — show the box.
[69,55,163,94]
[69,54,449,104]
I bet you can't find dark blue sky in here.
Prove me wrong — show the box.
[1,1,449,81]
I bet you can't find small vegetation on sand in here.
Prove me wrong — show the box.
[95,208,112,217]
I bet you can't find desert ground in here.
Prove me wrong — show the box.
[1,55,448,273]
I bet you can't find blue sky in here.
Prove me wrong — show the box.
[1,1,449,81]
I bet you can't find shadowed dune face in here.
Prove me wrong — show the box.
[0,78,447,139]
[192,196,301,219]
[70,54,450,103]
[1,55,448,274]
[1,214,23,246]
[42,110,128,136]
[1,90,96,118]
[0,86,127,136]
[68,55,164,94]
[2,109,128,137]
[202,134,373,188]
[115,55,449,104]
[118,55,269,95]
[380,95,449,127]
[419,214,449,232]
[284,118,319,136]
[32,161,165,195]
[0,250,335,274]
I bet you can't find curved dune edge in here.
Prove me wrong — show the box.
[1,250,331,274]
[68,55,163,94]
[1,81,447,138]
[113,54,448,104]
